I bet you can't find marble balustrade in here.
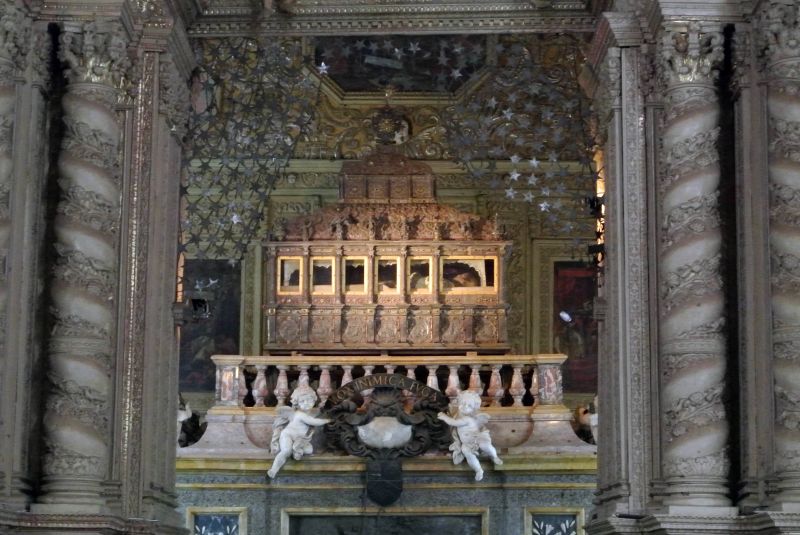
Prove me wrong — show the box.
[209,353,567,409]
[177,353,593,457]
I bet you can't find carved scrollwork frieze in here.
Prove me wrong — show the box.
[771,252,800,294]
[662,351,721,382]
[775,385,800,430]
[42,439,104,478]
[51,247,115,299]
[0,115,12,148]
[665,383,726,439]
[61,116,121,174]
[661,192,720,249]
[663,449,729,478]
[659,129,721,196]
[49,309,109,339]
[659,253,723,313]
[57,185,117,234]
[770,119,800,161]
[45,374,109,435]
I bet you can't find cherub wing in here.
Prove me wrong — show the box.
[270,407,294,454]
[449,428,464,465]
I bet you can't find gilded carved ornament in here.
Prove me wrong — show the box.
[159,55,191,141]
[659,22,723,86]
[59,20,132,90]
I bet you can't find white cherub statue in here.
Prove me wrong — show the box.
[267,384,329,479]
[438,391,503,481]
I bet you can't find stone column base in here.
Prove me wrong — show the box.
[508,404,596,454]
[178,409,273,459]
[0,508,188,534]
[588,510,800,534]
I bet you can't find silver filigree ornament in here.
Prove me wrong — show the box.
[439,35,598,236]
[180,38,323,260]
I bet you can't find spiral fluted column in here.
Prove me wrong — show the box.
[35,21,129,512]
[657,23,731,507]
[760,1,800,508]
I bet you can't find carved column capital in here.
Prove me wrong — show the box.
[0,1,32,76]
[659,22,724,87]
[757,0,800,68]
[58,20,133,92]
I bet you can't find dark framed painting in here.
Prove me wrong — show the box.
[179,259,241,393]
[552,261,598,394]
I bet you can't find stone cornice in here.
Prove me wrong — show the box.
[187,2,598,36]
[188,15,598,37]
[656,0,746,22]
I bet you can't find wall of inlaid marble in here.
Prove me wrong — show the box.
[177,470,595,535]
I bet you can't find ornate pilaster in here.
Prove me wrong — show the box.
[35,19,131,512]
[585,13,655,527]
[760,0,800,509]
[657,22,731,508]
[0,0,29,363]
[0,0,31,506]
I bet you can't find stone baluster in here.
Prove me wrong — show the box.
[445,365,461,402]
[406,366,416,381]
[467,364,482,393]
[317,365,332,405]
[298,365,310,388]
[487,364,504,407]
[237,366,248,406]
[362,364,374,396]
[252,365,268,406]
[426,365,440,391]
[341,365,354,386]
[385,364,396,375]
[509,364,526,407]
[530,368,539,406]
[275,365,290,406]
[761,0,800,507]
[36,20,131,512]
[657,22,731,508]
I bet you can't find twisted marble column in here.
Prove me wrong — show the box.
[761,0,800,507]
[37,21,129,511]
[657,23,730,507]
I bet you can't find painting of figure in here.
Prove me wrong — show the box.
[179,259,241,392]
[552,262,597,393]
[442,258,495,289]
